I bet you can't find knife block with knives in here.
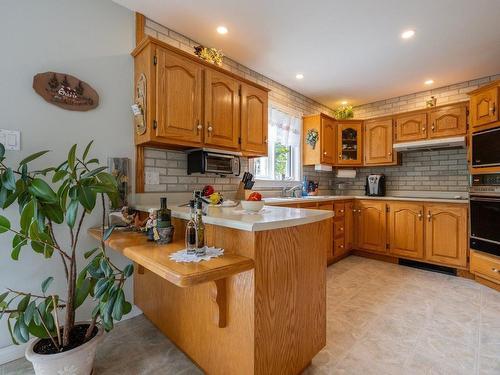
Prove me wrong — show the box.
[235,172,255,200]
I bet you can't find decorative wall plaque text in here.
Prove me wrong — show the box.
[33,72,99,111]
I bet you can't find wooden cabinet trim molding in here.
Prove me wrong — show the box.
[132,36,270,92]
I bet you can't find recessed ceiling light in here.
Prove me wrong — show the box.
[216,26,228,35]
[424,79,434,85]
[401,29,415,39]
[341,101,348,105]
[295,73,304,80]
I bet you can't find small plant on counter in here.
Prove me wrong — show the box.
[333,104,354,119]
[0,142,134,374]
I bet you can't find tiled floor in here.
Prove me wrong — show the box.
[2,256,500,375]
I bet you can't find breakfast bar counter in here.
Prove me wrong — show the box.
[94,206,333,375]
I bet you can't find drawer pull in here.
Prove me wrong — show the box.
[340,227,344,231]
[492,268,500,273]
[418,211,423,220]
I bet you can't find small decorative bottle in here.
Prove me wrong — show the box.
[195,199,206,256]
[185,200,197,254]
[302,175,309,197]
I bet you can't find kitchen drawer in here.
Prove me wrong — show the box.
[470,250,500,285]
[318,202,334,211]
[334,220,345,238]
[334,238,346,257]
[334,203,345,218]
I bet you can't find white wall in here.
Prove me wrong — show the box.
[0,0,135,350]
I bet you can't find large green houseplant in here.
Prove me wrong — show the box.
[0,142,133,374]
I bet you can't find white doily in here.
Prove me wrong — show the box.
[169,247,224,263]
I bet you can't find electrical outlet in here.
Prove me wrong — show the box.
[145,170,160,185]
[0,129,20,151]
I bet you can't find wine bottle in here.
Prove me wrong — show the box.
[156,197,171,228]
[195,199,206,256]
[185,200,197,254]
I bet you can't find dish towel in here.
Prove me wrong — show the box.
[169,247,224,263]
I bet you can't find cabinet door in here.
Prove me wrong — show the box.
[337,121,363,165]
[344,202,354,251]
[204,70,240,149]
[395,113,427,142]
[470,87,498,128]
[156,48,203,144]
[241,84,268,156]
[364,119,394,164]
[320,117,336,164]
[388,203,424,259]
[356,201,387,253]
[425,204,468,268]
[429,103,467,138]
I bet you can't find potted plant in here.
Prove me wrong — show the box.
[0,142,133,375]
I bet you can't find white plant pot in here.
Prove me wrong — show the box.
[25,322,104,375]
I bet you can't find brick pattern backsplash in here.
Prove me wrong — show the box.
[353,75,500,119]
[334,149,469,195]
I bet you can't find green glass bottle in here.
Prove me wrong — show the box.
[156,197,171,228]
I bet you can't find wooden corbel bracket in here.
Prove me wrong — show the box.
[209,279,227,328]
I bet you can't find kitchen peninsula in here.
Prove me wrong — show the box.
[90,205,333,375]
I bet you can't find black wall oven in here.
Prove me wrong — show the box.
[472,127,500,169]
[470,174,500,257]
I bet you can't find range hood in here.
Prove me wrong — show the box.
[393,136,466,152]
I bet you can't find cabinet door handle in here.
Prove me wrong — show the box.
[340,227,344,231]
[208,124,213,134]
[418,211,423,220]
[422,127,426,132]
[196,120,203,134]
[339,244,344,249]
[264,136,268,144]
[492,103,496,115]
[324,151,328,155]
[338,153,342,159]
[427,211,432,222]
[492,268,499,273]
[388,152,392,156]
[431,122,435,131]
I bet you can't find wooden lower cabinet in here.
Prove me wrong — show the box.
[388,202,424,259]
[344,202,354,251]
[470,250,500,289]
[355,200,387,253]
[424,204,468,268]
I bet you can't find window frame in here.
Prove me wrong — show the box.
[250,104,303,184]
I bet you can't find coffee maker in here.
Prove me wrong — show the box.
[365,174,386,196]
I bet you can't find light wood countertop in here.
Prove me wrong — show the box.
[88,228,254,287]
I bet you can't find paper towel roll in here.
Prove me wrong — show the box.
[336,169,356,178]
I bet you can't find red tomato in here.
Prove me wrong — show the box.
[202,185,215,197]
[247,192,262,201]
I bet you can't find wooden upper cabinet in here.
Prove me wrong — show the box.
[355,200,386,253]
[388,202,424,260]
[156,48,203,144]
[337,121,363,165]
[204,69,240,149]
[395,112,427,142]
[470,85,499,130]
[240,84,268,156]
[428,103,467,138]
[364,118,394,165]
[424,204,468,268]
[303,114,335,166]
[321,117,336,164]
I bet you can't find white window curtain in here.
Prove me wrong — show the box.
[269,107,301,147]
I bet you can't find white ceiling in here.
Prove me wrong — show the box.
[113,0,500,108]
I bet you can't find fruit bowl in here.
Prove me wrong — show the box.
[240,200,265,212]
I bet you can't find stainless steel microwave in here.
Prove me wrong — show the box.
[187,149,241,176]
[472,127,500,168]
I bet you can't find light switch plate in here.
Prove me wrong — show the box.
[0,129,20,151]
[145,170,160,185]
